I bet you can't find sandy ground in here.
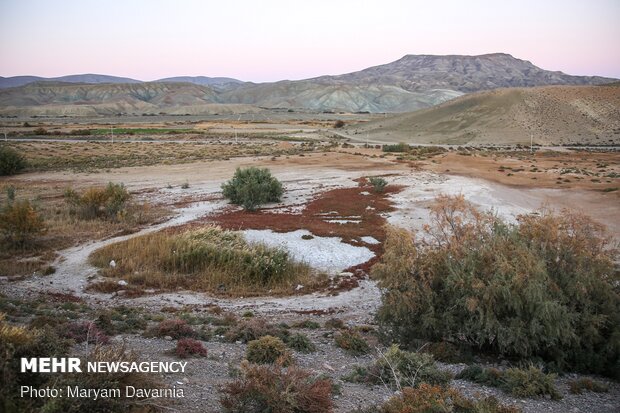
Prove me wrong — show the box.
[3,150,618,311]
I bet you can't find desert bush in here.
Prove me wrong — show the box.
[226,318,288,343]
[325,317,346,329]
[335,330,370,355]
[175,338,208,358]
[64,182,131,220]
[246,335,292,365]
[374,345,451,389]
[0,199,45,248]
[374,195,620,378]
[0,146,27,175]
[0,314,71,412]
[333,120,345,128]
[379,384,520,413]
[368,176,388,193]
[63,321,110,344]
[346,345,450,389]
[457,365,561,400]
[221,167,283,211]
[291,319,321,329]
[220,361,333,413]
[287,333,316,353]
[567,378,609,394]
[146,318,195,339]
[90,226,314,296]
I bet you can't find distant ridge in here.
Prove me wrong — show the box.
[0,53,616,114]
[342,84,620,145]
[0,74,141,89]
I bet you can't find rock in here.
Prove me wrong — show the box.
[323,363,335,372]
[109,260,116,268]
[338,272,354,277]
[117,280,128,286]
[295,284,304,291]
[164,336,173,341]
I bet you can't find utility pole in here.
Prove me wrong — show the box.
[235,115,241,144]
[111,126,114,144]
[530,134,533,153]
[3,130,7,142]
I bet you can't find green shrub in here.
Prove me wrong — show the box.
[374,195,620,378]
[382,143,410,153]
[568,378,609,394]
[502,366,561,400]
[246,335,291,365]
[291,319,321,329]
[0,199,45,248]
[375,345,451,388]
[287,333,316,353]
[65,182,131,220]
[368,177,388,193]
[335,331,370,355]
[221,167,283,211]
[457,365,561,400]
[0,146,27,175]
[220,361,333,413]
[346,345,451,389]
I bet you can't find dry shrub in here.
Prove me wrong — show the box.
[89,226,315,296]
[146,318,195,339]
[175,338,208,358]
[41,345,165,413]
[345,345,450,389]
[63,320,110,344]
[225,318,288,343]
[568,377,609,394]
[220,361,333,413]
[246,335,292,365]
[380,384,520,413]
[0,199,45,248]
[335,330,370,355]
[374,194,620,378]
[64,182,131,221]
[0,314,71,412]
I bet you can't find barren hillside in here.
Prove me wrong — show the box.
[343,85,620,145]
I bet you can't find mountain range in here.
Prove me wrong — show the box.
[0,53,616,116]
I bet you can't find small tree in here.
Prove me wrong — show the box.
[0,146,27,176]
[222,167,283,211]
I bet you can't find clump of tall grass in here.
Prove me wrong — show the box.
[89,226,319,296]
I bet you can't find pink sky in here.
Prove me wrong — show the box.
[0,0,618,82]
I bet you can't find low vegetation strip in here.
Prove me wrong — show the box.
[2,141,314,172]
[89,226,322,296]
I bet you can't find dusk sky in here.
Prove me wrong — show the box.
[1,0,618,82]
